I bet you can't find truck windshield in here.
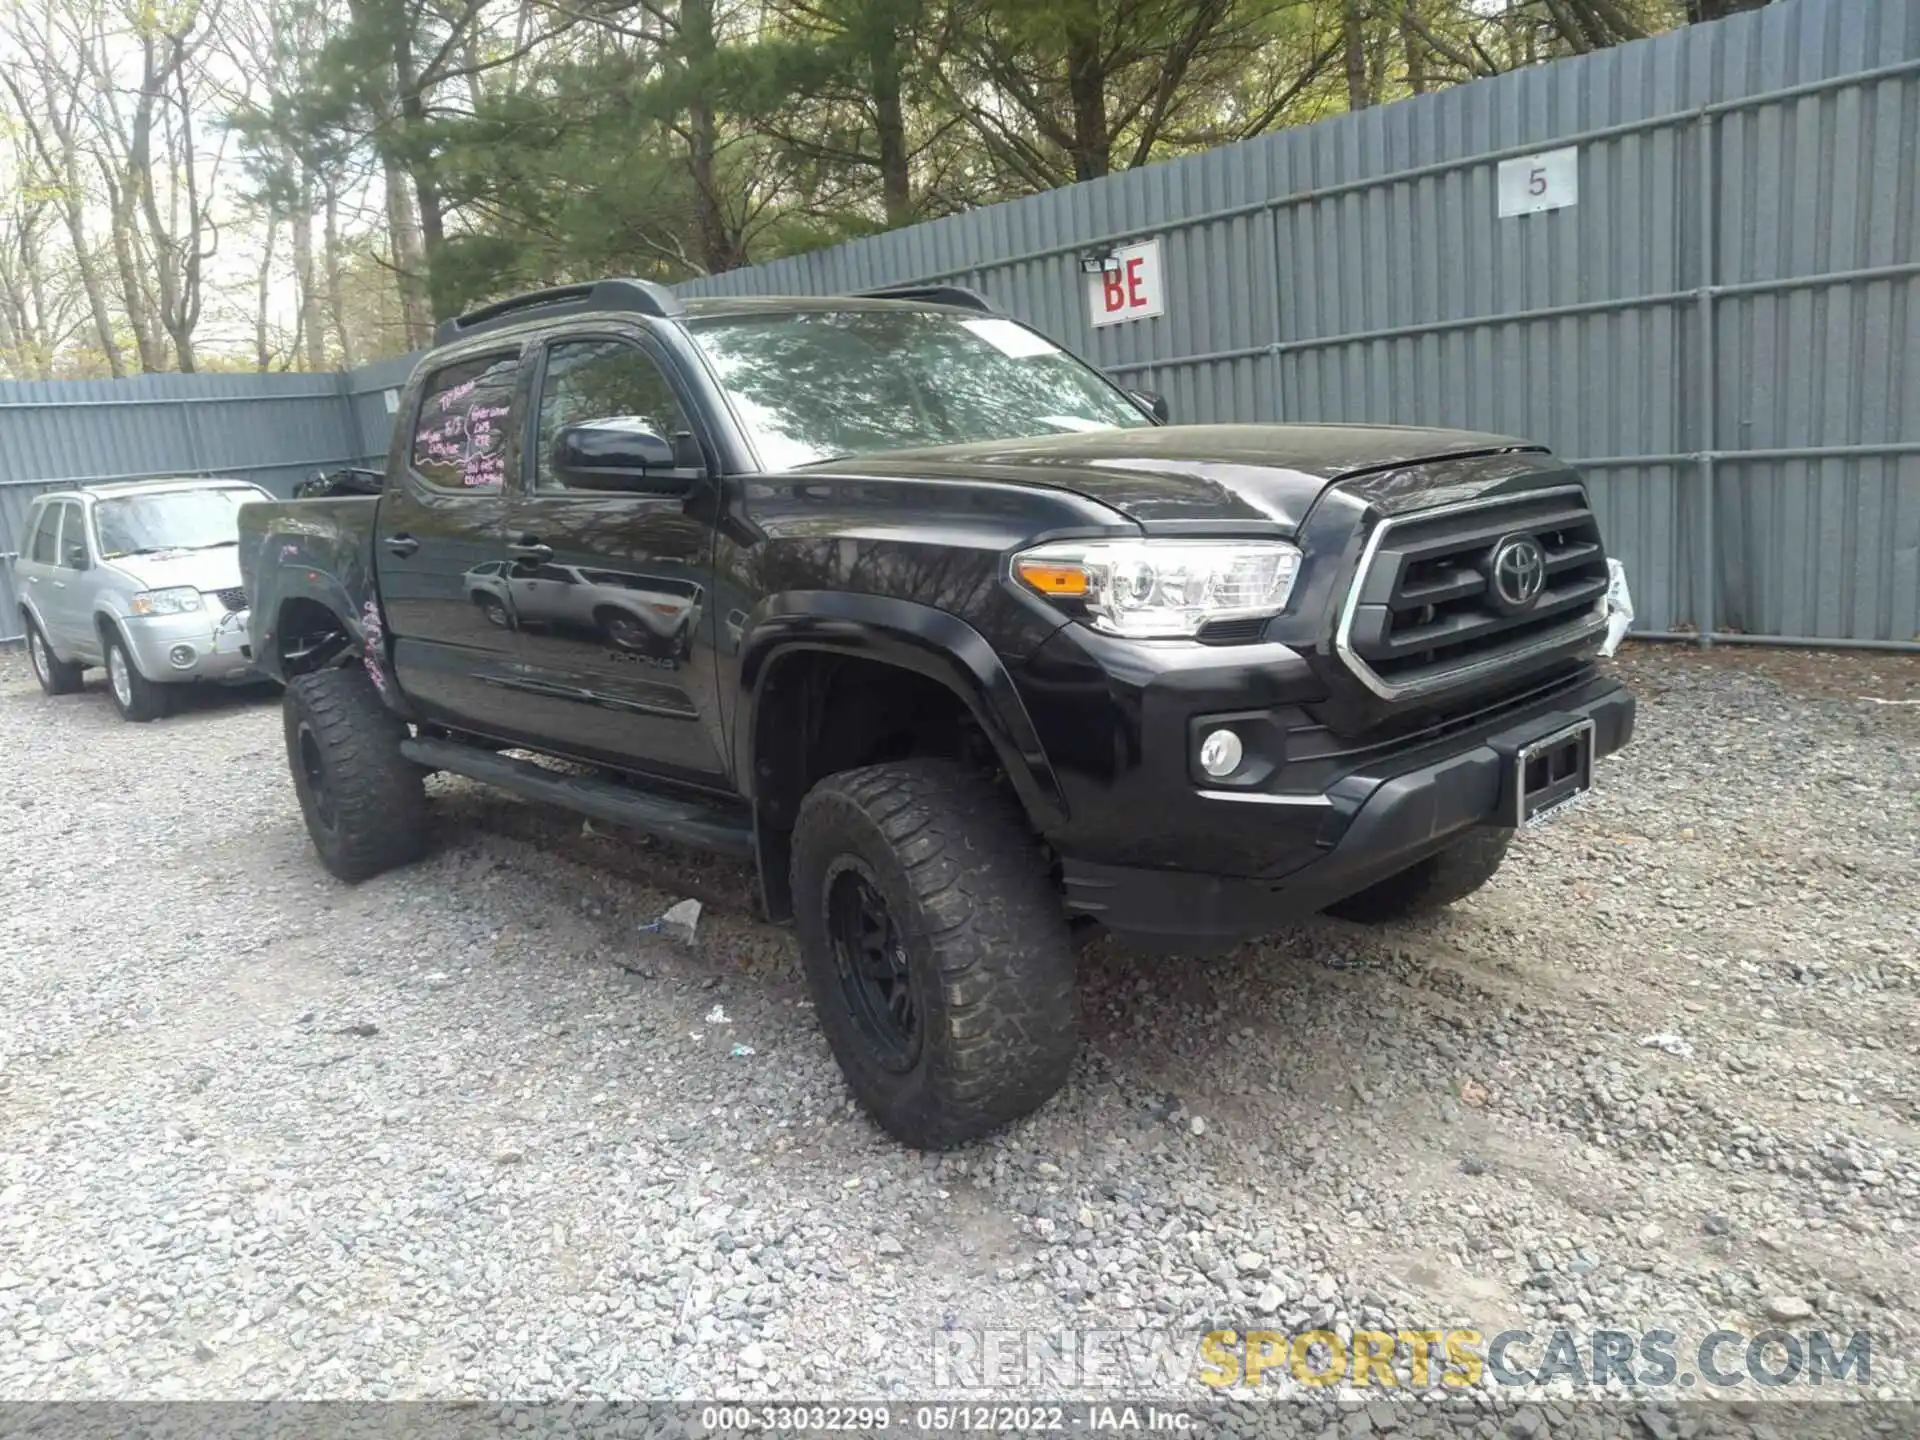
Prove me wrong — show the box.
[93,488,259,560]
[686,309,1151,470]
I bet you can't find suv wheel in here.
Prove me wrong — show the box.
[103,629,173,722]
[283,665,429,881]
[25,617,84,696]
[790,759,1077,1149]
[1323,826,1513,923]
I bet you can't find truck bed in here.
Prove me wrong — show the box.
[237,492,382,685]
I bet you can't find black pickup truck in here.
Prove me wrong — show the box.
[239,277,1634,1148]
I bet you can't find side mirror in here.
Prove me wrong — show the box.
[551,419,693,491]
[64,542,89,569]
[1128,389,1170,425]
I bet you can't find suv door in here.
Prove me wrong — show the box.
[376,348,526,732]
[15,501,61,643]
[40,501,92,654]
[506,332,727,785]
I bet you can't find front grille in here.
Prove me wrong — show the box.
[212,586,248,612]
[1336,484,1609,698]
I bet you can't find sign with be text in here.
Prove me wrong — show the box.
[1088,240,1166,327]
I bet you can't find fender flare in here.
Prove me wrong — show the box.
[258,571,414,718]
[736,591,1068,832]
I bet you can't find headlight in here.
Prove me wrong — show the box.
[129,587,205,616]
[1012,538,1302,638]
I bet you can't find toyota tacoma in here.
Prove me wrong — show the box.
[238,277,1635,1149]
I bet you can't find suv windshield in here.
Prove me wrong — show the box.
[93,487,259,560]
[687,309,1150,469]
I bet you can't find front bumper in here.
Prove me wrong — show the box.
[1059,677,1634,951]
[120,606,257,683]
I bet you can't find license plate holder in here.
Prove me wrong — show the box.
[214,612,250,654]
[1509,718,1594,829]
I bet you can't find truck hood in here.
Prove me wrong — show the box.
[106,546,243,593]
[811,423,1547,530]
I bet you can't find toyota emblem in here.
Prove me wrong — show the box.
[1489,534,1548,611]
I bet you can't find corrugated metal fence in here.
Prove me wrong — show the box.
[2,0,1916,649]
[682,0,1920,651]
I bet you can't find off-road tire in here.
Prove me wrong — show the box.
[1323,826,1512,923]
[283,664,428,882]
[25,615,84,696]
[791,759,1078,1149]
[103,628,173,722]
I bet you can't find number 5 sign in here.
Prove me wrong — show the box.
[1497,147,1579,217]
[1088,239,1166,327]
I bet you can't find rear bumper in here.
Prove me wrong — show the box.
[1060,678,1634,951]
[120,607,257,683]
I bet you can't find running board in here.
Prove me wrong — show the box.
[400,737,754,857]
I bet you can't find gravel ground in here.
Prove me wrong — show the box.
[2,642,1916,1432]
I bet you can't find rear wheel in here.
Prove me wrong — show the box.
[790,759,1078,1149]
[1323,826,1513,923]
[25,616,84,696]
[283,665,428,882]
[103,629,172,722]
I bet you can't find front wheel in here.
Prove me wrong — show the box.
[283,665,428,882]
[1322,826,1513,923]
[25,616,84,696]
[790,759,1078,1149]
[103,629,173,722]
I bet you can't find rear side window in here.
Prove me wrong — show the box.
[26,504,60,563]
[410,351,520,491]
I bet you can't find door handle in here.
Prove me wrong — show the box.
[384,533,421,558]
[507,539,554,563]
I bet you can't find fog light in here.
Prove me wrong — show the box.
[1199,728,1243,779]
[168,644,196,669]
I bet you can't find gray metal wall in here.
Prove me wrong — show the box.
[3,0,1916,649]
[681,0,1920,649]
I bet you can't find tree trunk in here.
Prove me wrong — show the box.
[293,165,325,370]
[681,0,737,272]
[323,179,356,369]
[870,24,912,227]
[1065,23,1109,181]
[1402,0,1427,93]
[54,172,123,376]
[103,177,167,373]
[256,218,277,372]
[1343,0,1372,110]
[392,26,446,305]
[20,222,53,377]
[383,156,433,348]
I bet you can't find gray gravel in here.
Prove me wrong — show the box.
[1,644,1916,1427]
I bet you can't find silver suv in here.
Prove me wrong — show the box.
[13,478,270,721]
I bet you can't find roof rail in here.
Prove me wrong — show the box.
[434,278,684,346]
[850,283,998,314]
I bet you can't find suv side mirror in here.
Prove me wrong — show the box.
[1128,389,1170,425]
[64,541,90,569]
[552,420,693,491]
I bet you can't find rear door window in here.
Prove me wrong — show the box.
[25,505,60,564]
[409,351,521,491]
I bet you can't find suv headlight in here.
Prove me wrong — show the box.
[129,586,205,616]
[1013,538,1302,638]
